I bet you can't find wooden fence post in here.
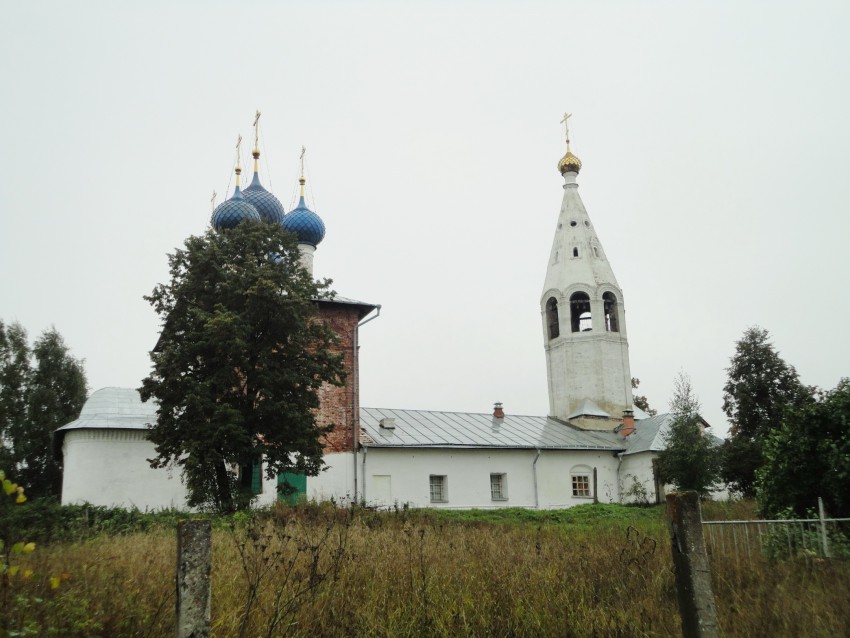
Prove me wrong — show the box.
[176,520,212,638]
[666,492,719,638]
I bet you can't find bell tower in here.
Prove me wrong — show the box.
[541,114,633,429]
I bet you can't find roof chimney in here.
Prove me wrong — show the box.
[620,409,635,438]
[493,402,504,419]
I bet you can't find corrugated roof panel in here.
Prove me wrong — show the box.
[360,407,625,451]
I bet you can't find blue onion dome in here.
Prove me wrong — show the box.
[211,167,261,230]
[281,178,325,246]
[242,150,286,224]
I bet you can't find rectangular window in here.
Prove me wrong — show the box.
[572,474,591,498]
[429,475,447,503]
[490,473,507,500]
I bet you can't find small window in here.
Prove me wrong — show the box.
[546,297,559,339]
[570,292,592,332]
[593,246,599,258]
[429,475,448,503]
[572,474,591,498]
[572,247,579,257]
[490,473,507,500]
[570,220,577,227]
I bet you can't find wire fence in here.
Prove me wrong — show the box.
[703,499,850,561]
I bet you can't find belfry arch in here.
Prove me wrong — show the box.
[546,297,560,339]
[603,292,619,332]
[569,292,592,332]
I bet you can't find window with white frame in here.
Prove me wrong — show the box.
[572,474,591,497]
[429,475,447,503]
[571,465,593,498]
[490,473,507,500]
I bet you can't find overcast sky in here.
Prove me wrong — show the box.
[2,1,848,434]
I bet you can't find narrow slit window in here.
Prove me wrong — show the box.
[572,247,579,258]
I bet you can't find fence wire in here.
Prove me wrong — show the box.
[703,517,850,560]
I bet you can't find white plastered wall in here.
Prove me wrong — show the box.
[61,429,189,510]
[619,451,659,504]
[357,447,622,509]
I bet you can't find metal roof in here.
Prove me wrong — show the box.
[621,413,720,455]
[55,387,157,434]
[566,398,610,419]
[56,388,689,455]
[620,413,670,454]
[360,407,625,451]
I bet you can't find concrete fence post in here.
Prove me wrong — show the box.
[817,497,831,558]
[176,520,212,638]
[666,492,720,638]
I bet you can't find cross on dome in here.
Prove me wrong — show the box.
[557,111,582,175]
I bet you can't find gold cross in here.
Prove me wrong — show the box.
[560,112,572,149]
[253,110,261,150]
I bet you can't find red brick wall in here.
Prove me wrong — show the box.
[314,304,362,453]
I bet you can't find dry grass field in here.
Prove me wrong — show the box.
[2,501,848,637]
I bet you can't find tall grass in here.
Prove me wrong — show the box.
[2,502,848,637]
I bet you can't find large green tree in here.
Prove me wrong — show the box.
[0,322,87,496]
[656,372,719,497]
[757,378,850,518]
[720,327,810,496]
[140,221,346,512]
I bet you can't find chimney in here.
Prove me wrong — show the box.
[620,410,635,437]
[493,402,504,419]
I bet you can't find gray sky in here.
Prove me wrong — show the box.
[2,1,848,434]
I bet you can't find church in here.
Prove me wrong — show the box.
[55,115,687,511]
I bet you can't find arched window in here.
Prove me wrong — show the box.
[570,292,592,332]
[572,247,579,258]
[546,297,559,339]
[603,292,619,332]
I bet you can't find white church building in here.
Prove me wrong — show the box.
[55,117,696,511]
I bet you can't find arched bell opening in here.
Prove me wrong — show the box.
[546,297,560,339]
[570,292,592,332]
[603,292,619,333]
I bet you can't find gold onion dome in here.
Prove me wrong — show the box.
[558,150,582,175]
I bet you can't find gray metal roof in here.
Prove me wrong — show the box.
[620,413,671,454]
[566,398,610,419]
[56,388,688,455]
[360,407,625,451]
[621,413,720,455]
[55,387,157,434]
[317,295,378,319]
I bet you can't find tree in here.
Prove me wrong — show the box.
[21,330,88,495]
[0,322,31,473]
[140,221,347,513]
[721,327,810,496]
[631,377,657,416]
[756,378,850,518]
[655,372,719,496]
[0,322,87,497]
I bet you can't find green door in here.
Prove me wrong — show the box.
[277,472,307,505]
